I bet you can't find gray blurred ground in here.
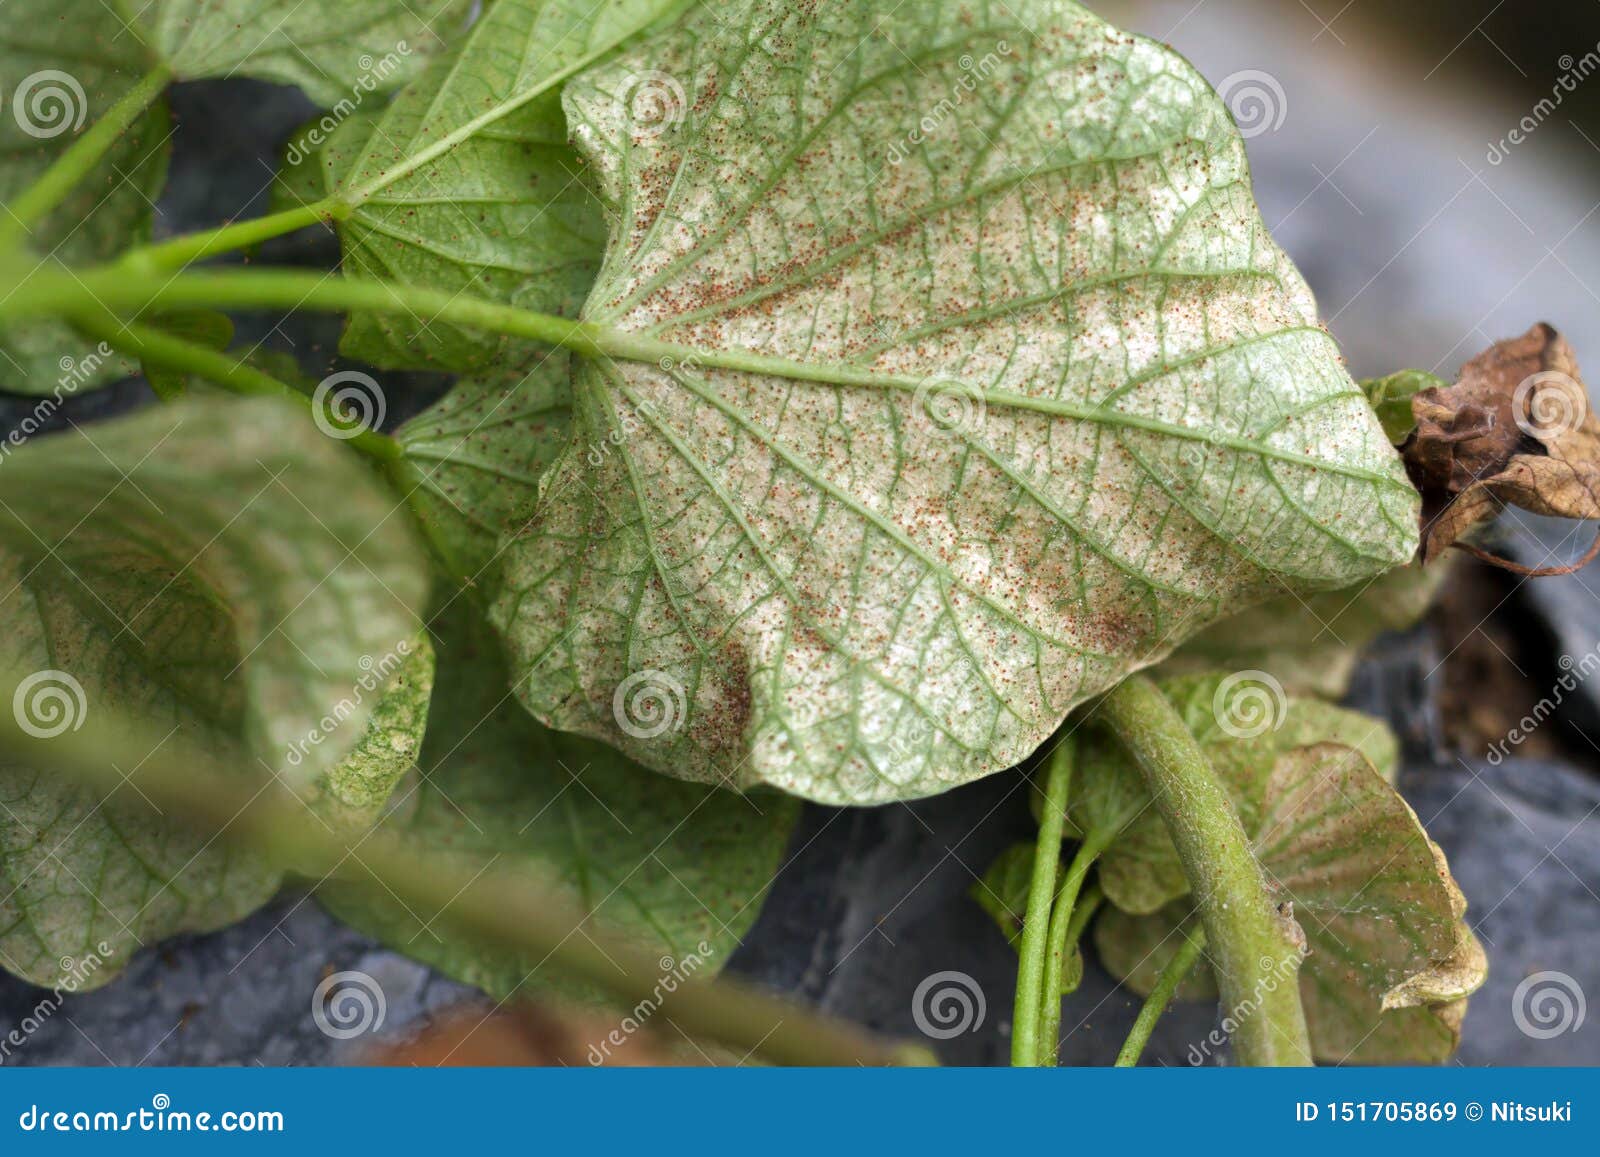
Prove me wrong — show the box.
[3,1,1600,1066]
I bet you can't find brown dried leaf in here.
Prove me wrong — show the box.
[1406,323,1600,572]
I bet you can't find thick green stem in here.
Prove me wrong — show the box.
[1116,926,1207,1068]
[1097,675,1311,1067]
[0,66,171,248]
[74,314,402,462]
[1011,738,1074,1067]
[1038,838,1105,1066]
[0,674,927,1068]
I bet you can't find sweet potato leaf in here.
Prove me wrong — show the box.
[318,603,800,1001]
[1094,742,1486,1064]
[0,4,169,395]
[0,396,429,786]
[391,361,574,584]
[1071,673,1399,914]
[288,0,689,370]
[492,0,1419,806]
[0,398,432,987]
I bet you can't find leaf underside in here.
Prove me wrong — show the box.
[491,0,1417,807]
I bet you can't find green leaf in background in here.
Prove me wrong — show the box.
[0,4,169,395]
[1072,673,1400,915]
[275,0,689,371]
[1154,562,1449,700]
[971,842,1034,950]
[391,361,573,584]
[1093,742,1486,1064]
[0,396,429,787]
[140,311,235,400]
[319,603,800,1002]
[493,0,1421,807]
[117,0,469,106]
[0,399,432,987]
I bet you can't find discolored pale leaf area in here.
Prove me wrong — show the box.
[390,361,574,584]
[0,2,169,395]
[1092,738,1485,1063]
[0,397,433,988]
[1153,561,1447,699]
[0,397,430,788]
[1071,673,1399,915]
[493,0,1420,806]
[318,603,800,1002]
[302,632,435,833]
[301,0,690,371]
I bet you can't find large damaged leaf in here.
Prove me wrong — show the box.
[319,604,799,1001]
[492,0,1419,806]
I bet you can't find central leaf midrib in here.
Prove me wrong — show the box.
[587,325,1412,492]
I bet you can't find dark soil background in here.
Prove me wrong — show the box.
[2,0,1599,1066]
